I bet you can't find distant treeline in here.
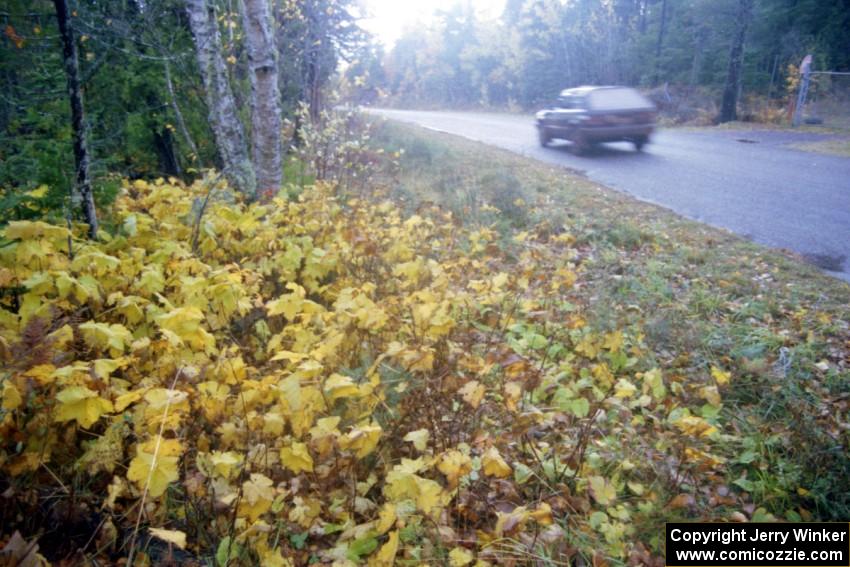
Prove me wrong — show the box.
[345,0,850,113]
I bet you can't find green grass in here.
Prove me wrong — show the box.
[678,121,850,136]
[370,118,850,520]
[791,138,850,157]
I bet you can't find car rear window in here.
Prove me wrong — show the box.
[588,88,653,110]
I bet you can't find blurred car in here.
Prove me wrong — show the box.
[535,86,657,154]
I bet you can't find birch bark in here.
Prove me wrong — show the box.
[186,0,256,196]
[241,0,283,196]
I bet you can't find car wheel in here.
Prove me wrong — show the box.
[570,135,588,156]
[633,136,648,152]
[538,127,551,147]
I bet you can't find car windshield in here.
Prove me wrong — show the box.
[588,88,653,110]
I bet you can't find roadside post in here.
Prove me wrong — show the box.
[792,54,812,127]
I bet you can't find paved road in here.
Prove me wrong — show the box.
[370,108,850,281]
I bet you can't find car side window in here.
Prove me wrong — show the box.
[556,96,571,109]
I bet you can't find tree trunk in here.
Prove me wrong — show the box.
[164,59,203,169]
[185,0,256,196]
[241,0,282,197]
[689,26,709,87]
[152,126,181,176]
[653,0,668,85]
[53,0,98,239]
[718,0,754,123]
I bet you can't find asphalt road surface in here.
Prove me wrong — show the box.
[370,108,850,281]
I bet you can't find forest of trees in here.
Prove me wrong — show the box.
[1,0,364,229]
[350,0,850,117]
[2,0,850,229]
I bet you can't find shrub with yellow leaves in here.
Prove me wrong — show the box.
[0,174,738,565]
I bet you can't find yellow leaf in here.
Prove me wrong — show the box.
[494,506,530,536]
[673,414,718,437]
[144,388,189,409]
[24,364,56,385]
[642,367,665,398]
[210,450,244,479]
[4,220,69,241]
[134,267,165,295]
[700,384,721,406]
[684,446,725,468]
[143,388,189,429]
[78,322,132,356]
[334,287,388,330]
[48,325,74,349]
[77,422,125,474]
[270,350,309,363]
[437,450,472,487]
[288,385,324,439]
[575,334,600,359]
[614,378,637,399]
[368,530,399,566]
[481,447,512,478]
[280,442,314,473]
[114,388,146,412]
[588,475,617,506]
[449,547,474,566]
[26,185,49,198]
[156,307,215,352]
[323,373,361,402]
[55,386,113,428]
[711,366,731,386]
[503,381,522,412]
[263,412,285,436]
[308,416,341,455]
[267,283,305,321]
[393,258,426,285]
[529,502,553,525]
[126,437,182,498]
[403,429,430,452]
[149,528,187,550]
[340,424,382,458]
[491,272,509,290]
[71,251,120,275]
[257,544,293,567]
[458,380,485,409]
[375,503,396,534]
[93,358,127,381]
[2,381,23,410]
[239,473,274,520]
[603,331,623,353]
[288,496,322,527]
[384,469,447,516]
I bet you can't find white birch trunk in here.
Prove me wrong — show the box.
[241,0,283,196]
[185,0,256,196]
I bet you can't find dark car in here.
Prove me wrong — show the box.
[535,86,657,154]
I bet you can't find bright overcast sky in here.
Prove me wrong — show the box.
[357,0,506,48]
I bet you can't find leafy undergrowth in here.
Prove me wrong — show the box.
[0,170,788,567]
[373,119,850,523]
